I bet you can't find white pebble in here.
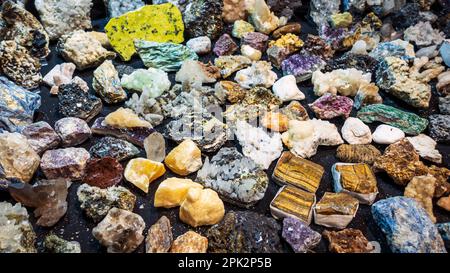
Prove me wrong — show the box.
[272,75,305,102]
[186,36,211,55]
[372,125,405,144]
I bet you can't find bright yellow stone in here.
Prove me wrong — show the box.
[124,158,166,193]
[154,178,203,208]
[268,33,303,54]
[105,3,184,61]
[179,188,225,227]
[164,139,202,176]
[104,107,152,128]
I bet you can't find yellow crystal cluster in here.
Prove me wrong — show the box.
[269,34,304,54]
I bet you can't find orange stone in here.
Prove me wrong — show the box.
[124,158,165,193]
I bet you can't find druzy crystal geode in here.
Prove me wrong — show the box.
[0,202,36,253]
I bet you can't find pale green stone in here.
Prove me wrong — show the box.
[232,20,255,38]
[121,68,171,98]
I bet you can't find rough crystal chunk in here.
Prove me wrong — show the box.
[124,158,166,193]
[406,134,442,163]
[55,117,91,147]
[214,55,252,78]
[89,137,140,162]
[282,217,321,253]
[154,178,203,208]
[183,0,223,40]
[21,122,60,155]
[314,192,359,229]
[404,175,436,223]
[40,148,90,181]
[93,60,127,104]
[312,68,372,97]
[0,202,36,253]
[179,187,225,227]
[282,54,326,82]
[309,94,353,120]
[341,117,372,145]
[170,231,208,253]
[213,34,238,56]
[323,229,377,253]
[43,235,81,253]
[58,83,103,122]
[428,114,450,143]
[164,139,202,176]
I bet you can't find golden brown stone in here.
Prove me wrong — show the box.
[270,185,315,224]
[104,108,152,128]
[222,0,247,23]
[428,165,450,198]
[437,196,450,211]
[404,175,436,223]
[179,188,225,227]
[335,163,378,194]
[272,23,302,39]
[124,158,166,193]
[164,139,202,176]
[170,231,208,253]
[315,192,359,216]
[323,229,375,253]
[154,178,203,208]
[261,111,289,132]
[336,144,381,165]
[215,80,246,104]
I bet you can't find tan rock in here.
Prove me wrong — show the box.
[164,139,203,176]
[154,178,203,208]
[404,175,436,223]
[437,196,450,211]
[104,108,152,128]
[223,0,247,23]
[180,188,225,227]
[170,231,208,253]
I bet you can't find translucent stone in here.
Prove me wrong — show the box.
[154,178,203,208]
[124,158,166,193]
[179,188,225,227]
[164,139,203,176]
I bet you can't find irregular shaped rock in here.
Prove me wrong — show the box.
[282,217,321,253]
[302,34,334,61]
[55,117,91,147]
[309,94,353,120]
[439,96,450,114]
[82,157,123,189]
[170,231,208,253]
[42,63,76,95]
[404,175,436,223]
[272,23,302,39]
[354,83,382,109]
[428,165,450,198]
[312,69,372,97]
[143,132,165,163]
[43,235,80,253]
[372,196,446,253]
[241,32,269,52]
[175,60,220,85]
[267,0,302,19]
[215,81,246,103]
[77,184,136,222]
[440,41,450,67]
[0,202,36,253]
[282,54,326,82]
[93,208,145,253]
[180,188,225,227]
[270,186,316,224]
[222,0,247,23]
[240,44,262,61]
[272,75,305,101]
[428,114,450,143]
[336,144,381,165]
[232,20,255,38]
[330,12,353,28]
[404,21,445,47]
[437,223,450,241]
[183,0,223,40]
[407,134,442,164]
[145,216,172,253]
[325,53,378,74]
[269,33,303,55]
[58,83,102,122]
[164,139,202,176]
[235,61,278,88]
[124,158,165,193]
[89,137,140,162]
[437,196,450,211]
[247,0,285,34]
[186,36,211,55]
[319,24,361,51]
[104,0,145,17]
[21,122,60,155]
[309,0,340,27]
[40,147,90,181]
[93,60,127,104]
[341,117,372,145]
[207,211,282,253]
[213,33,238,56]
[214,55,252,78]
[267,45,289,68]
[314,192,359,229]
[105,108,151,129]
[323,229,377,253]
[154,178,203,208]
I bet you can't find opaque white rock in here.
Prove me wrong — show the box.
[351,40,368,55]
[406,134,442,164]
[341,117,372,145]
[186,36,211,55]
[272,75,305,102]
[372,125,405,144]
[240,45,261,61]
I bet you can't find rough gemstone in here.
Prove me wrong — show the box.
[43,235,81,253]
[154,178,203,208]
[248,0,285,34]
[104,108,152,129]
[312,69,372,97]
[341,117,372,145]
[404,175,437,223]
[145,216,173,253]
[302,34,334,61]
[232,20,255,39]
[21,122,60,155]
[214,55,252,78]
[314,192,359,229]
[183,0,223,40]
[325,53,378,74]
[406,134,442,164]
[437,196,450,211]
[186,36,212,55]
[40,148,90,181]
[93,60,127,104]
[272,75,305,101]
[267,0,302,19]
[213,34,238,56]
[372,196,446,253]
[309,94,353,120]
[282,217,321,253]
[267,45,290,68]
[82,157,123,189]
[272,23,302,39]
[0,202,36,253]
[323,229,376,253]
[282,54,326,82]
[404,21,445,47]
[121,68,171,95]
[270,186,316,224]
[175,60,221,85]
[309,0,340,27]
[319,25,361,51]
[54,117,91,147]
[235,61,278,89]
[428,114,450,143]
[170,231,208,253]
[330,12,353,28]
[42,63,76,95]
[89,137,140,162]
[336,144,381,165]
[354,83,383,109]
[241,32,269,52]
[164,139,202,176]
[372,124,405,145]
[222,0,247,23]
[58,83,103,122]
[124,158,166,193]
[269,33,303,55]
[179,187,225,227]
[143,132,165,163]
[240,45,262,61]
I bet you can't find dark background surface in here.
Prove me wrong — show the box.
[0,0,448,253]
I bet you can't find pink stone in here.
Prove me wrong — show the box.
[309,93,354,119]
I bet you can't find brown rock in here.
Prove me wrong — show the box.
[404,175,436,223]
[40,148,90,181]
[144,132,166,163]
[82,157,123,189]
[222,0,247,23]
[437,196,450,211]
[54,117,91,147]
[145,216,173,253]
[21,122,61,155]
[272,23,302,39]
[241,32,269,52]
[428,165,450,198]
[323,229,375,253]
[302,34,335,61]
[261,111,289,132]
[170,231,208,253]
[336,144,381,165]
[215,81,246,104]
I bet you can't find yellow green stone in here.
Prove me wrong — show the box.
[105,3,184,61]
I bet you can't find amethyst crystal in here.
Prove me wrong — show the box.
[282,217,321,253]
[282,54,325,82]
[21,122,60,155]
[241,32,269,52]
[213,34,238,56]
[319,25,358,50]
[309,94,354,119]
[55,117,91,147]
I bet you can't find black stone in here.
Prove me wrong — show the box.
[58,83,103,122]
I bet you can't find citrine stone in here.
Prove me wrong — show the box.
[104,107,152,128]
[164,139,202,176]
[124,158,165,193]
[270,185,316,224]
[273,151,324,193]
[315,192,359,216]
[334,163,378,194]
[105,3,184,61]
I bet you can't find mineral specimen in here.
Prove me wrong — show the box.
[371,124,404,145]
[312,69,372,97]
[232,20,255,38]
[428,165,450,198]
[164,139,202,176]
[186,36,211,56]
[272,75,305,101]
[135,40,198,72]
[77,184,136,222]
[207,211,283,253]
[439,96,450,114]
[214,55,252,78]
[43,235,81,253]
[58,83,103,122]
[0,40,41,89]
[266,45,289,68]
[270,186,316,224]
[272,23,302,39]
[406,134,442,164]
[122,68,171,103]
[309,0,340,27]
[42,63,76,95]
[354,83,383,109]
[357,104,428,135]
[222,0,247,23]
[261,111,289,132]
[82,157,123,189]
[89,137,140,162]
[282,54,326,82]
[104,0,145,18]
[235,61,278,89]
[0,202,36,253]
[175,60,221,85]
[323,229,377,253]
[372,196,446,253]
[332,163,378,204]
[183,0,223,40]
[309,94,353,120]
[104,108,152,128]
[404,21,445,47]
[240,44,262,61]
[0,77,41,131]
[314,192,359,229]
[336,144,381,165]
[21,122,60,155]
[9,178,70,227]
[319,24,361,51]
[437,223,450,241]
[105,4,184,61]
[142,133,165,163]
[179,187,225,227]
[0,132,40,183]
[247,0,286,34]
[34,0,92,40]
[213,34,238,56]
[242,32,270,53]
[341,117,372,145]
[404,175,436,223]
[92,208,145,253]
[373,139,429,186]
[54,117,91,147]
[325,53,378,74]
[269,33,304,55]
[330,12,353,28]
[154,178,203,208]
[145,216,172,253]
[93,60,127,104]
[369,41,414,61]
[438,196,450,211]
[234,121,283,170]
[196,147,269,208]
[215,81,245,103]
[40,148,90,181]
[428,114,450,143]
[267,0,302,19]
[124,158,165,193]
[440,41,450,67]
[170,231,208,253]
[58,30,116,70]
[282,217,321,253]
[302,34,334,61]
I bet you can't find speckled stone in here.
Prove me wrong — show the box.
[428,114,450,143]
[58,83,103,123]
[282,54,325,82]
[21,122,60,155]
[213,33,238,56]
[309,94,353,120]
[40,148,90,181]
[54,117,91,147]
[89,137,140,162]
[282,217,321,253]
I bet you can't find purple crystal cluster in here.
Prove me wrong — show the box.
[282,217,321,253]
[309,94,354,119]
[319,25,352,50]
[281,54,325,82]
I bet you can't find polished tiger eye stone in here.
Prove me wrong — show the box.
[334,163,377,194]
[271,186,315,224]
[273,151,324,193]
[315,192,359,216]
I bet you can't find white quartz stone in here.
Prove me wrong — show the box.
[351,40,368,55]
[341,117,372,145]
[407,134,442,164]
[186,36,211,55]
[240,45,262,61]
[372,124,405,144]
[235,61,278,89]
[175,60,219,84]
[272,75,305,102]
[312,69,372,97]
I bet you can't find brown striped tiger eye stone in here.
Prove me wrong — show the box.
[315,192,359,216]
[336,144,381,165]
[334,163,378,194]
[273,151,324,193]
[270,186,315,223]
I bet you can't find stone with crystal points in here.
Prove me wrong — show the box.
[40,148,90,181]
[135,40,197,72]
[325,53,378,74]
[8,178,70,227]
[369,41,413,61]
[154,178,203,208]
[143,132,165,163]
[241,45,262,61]
[0,132,40,183]
[0,40,41,89]
[124,158,165,193]
[58,83,102,122]
[21,122,60,155]
[404,175,436,223]
[406,134,442,164]
[93,208,145,253]
[341,117,372,145]
[357,104,428,135]
[42,63,76,95]
[105,4,184,61]
[183,0,223,40]
[372,196,446,253]
[282,217,321,253]
[235,61,278,89]
[319,25,361,51]
[55,117,91,147]
[82,157,123,189]
[354,83,382,109]
[93,60,127,104]
[44,235,80,253]
[165,139,202,176]
[232,20,255,39]
[58,30,116,71]
[272,75,304,102]
[121,68,171,96]
[309,0,340,27]
[302,34,334,61]
[77,184,136,222]
[0,202,36,253]
[429,115,450,143]
[269,34,303,55]
[248,0,285,34]
[207,211,282,253]
[170,231,208,253]
[186,36,211,55]
[90,137,140,162]
[104,0,145,17]
[323,229,377,253]
[271,186,316,224]
[196,147,268,208]
[312,69,372,97]
[175,60,220,85]
[374,139,429,186]
[371,124,404,145]
[404,21,444,47]
[310,94,353,120]
[215,81,246,104]
[314,192,359,229]
[336,144,381,165]
[0,77,40,131]
[180,188,225,227]
[34,0,92,41]
[213,34,238,56]
[145,216,172,253]
[282,54,326,82]
[214,55,252,78]
[241,32,269,52]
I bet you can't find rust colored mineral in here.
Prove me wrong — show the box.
[323,229,376,253]
[82,157,123,189]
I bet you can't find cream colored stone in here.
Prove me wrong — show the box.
[104,108,152,128]
[154,178,203,208]
[312,69,372,97]
[407,134,442,164]
[341,117,372,145]
[272,75,305,102]
[240,45,262,61]
[404,175,436,223]
[179,188,225,227]
[164,139,203,176]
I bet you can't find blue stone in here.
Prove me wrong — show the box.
[440,41,450,67]
[369,42,411,62]
[372,196,447,253]
[437,223,450,241]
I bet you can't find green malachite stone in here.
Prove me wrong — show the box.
[356,104,428,135]
[134,40,198,72]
